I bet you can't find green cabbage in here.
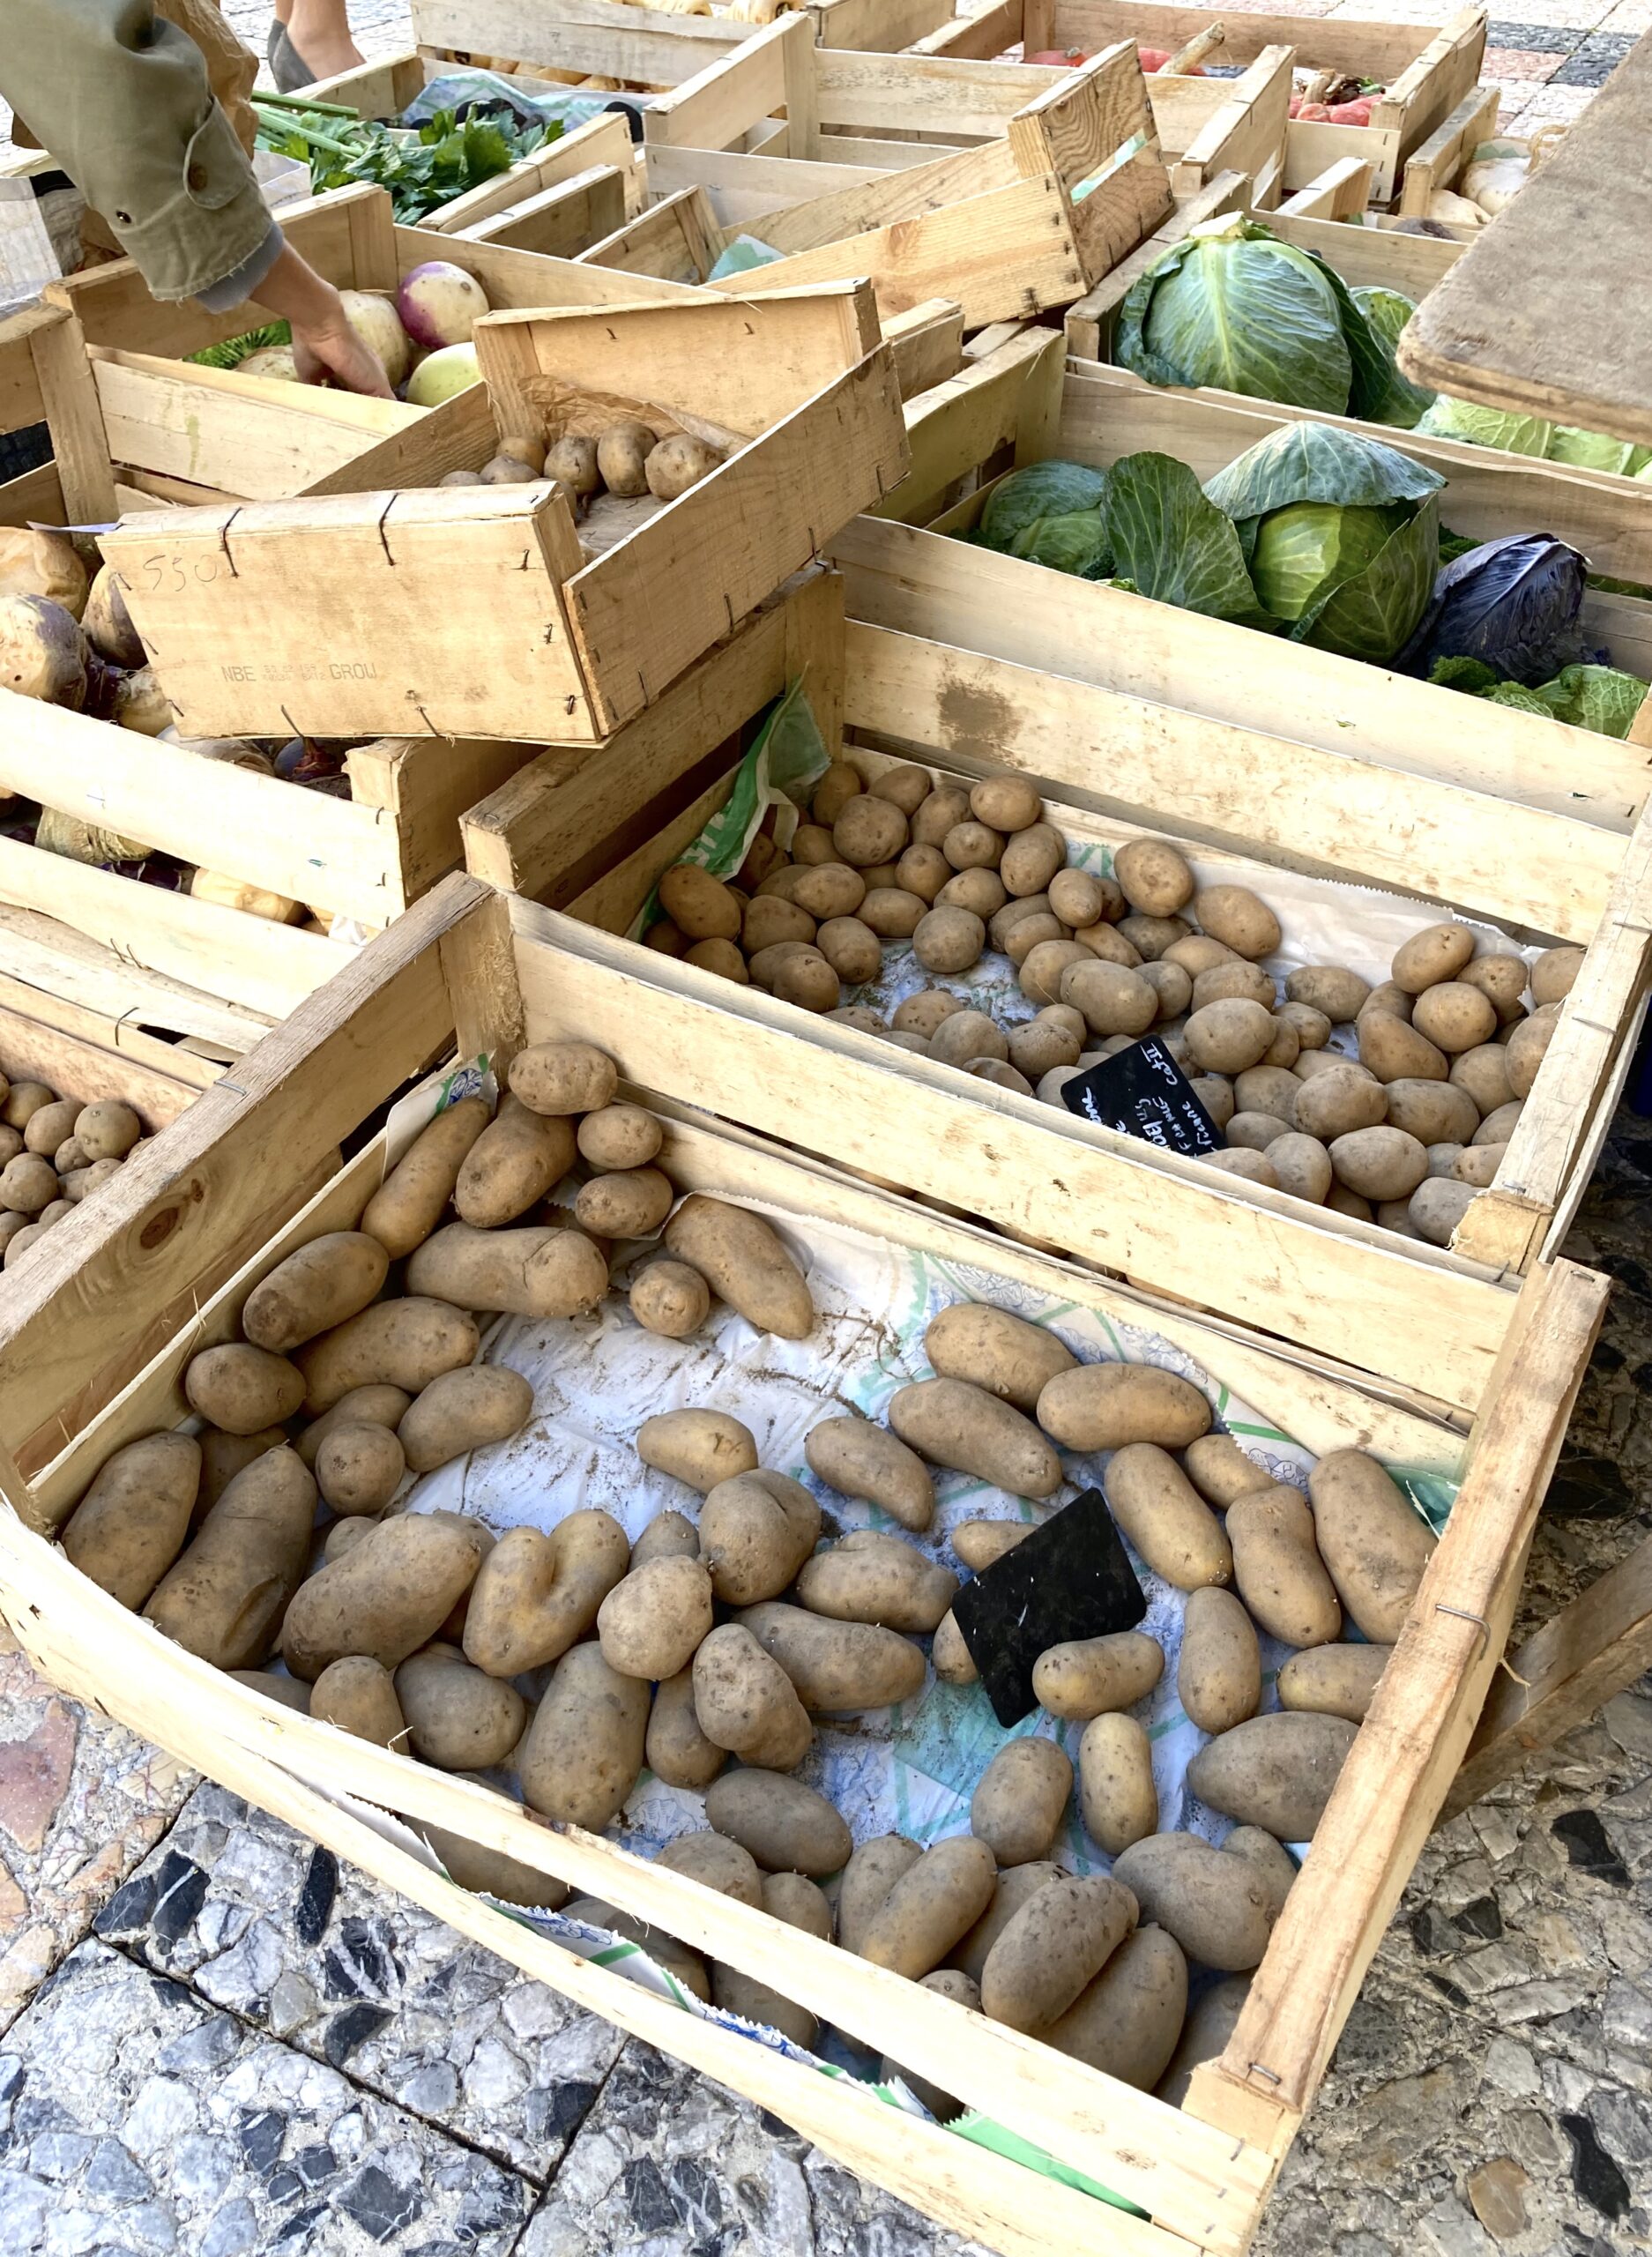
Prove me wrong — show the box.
[1348,285,1434,428]
[1103,453,1277,629]
[1008,510,1112,577]
[1414,394,1555,457]
[1533,663,1649,737]
[1250,500,1410,622]
[1546,425,1652,477]
[979,461,1107,550]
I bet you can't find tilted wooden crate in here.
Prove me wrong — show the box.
[922,0,1489,205]
[97,282,906,744]
[0,863,1611,2257]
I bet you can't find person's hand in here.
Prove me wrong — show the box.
[253,242,394,399]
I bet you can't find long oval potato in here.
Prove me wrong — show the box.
[597,1556,714,1680]
[1032,1630,1164,1723]
[463,1512,630,1677]
[1112,1833,1273,1971]
[1105,1443,1232,1590]
[925,1304,1076,1414]
[517,1642,649,1829]
[1177,1588,1261,1735]
[887,1377,1061,1499]
[508,1040,617,1117]
[1036,1365,1211,1453]
[970,1737,1072,1866]
[737,1601,926,1713]
[1078,1712,1157,1855]
[242,1232,391,1355]
[664,1195,814,1340]
[455,1097,577,1228]
[398,1366,533,1474]
[704,1769,852,1876]
[1182,1435,1276,1508]
[655,1831,763,1904]
[406,1221,607,1320]
[947,1862,1062,1984]
[1187,1711,1359,1840]
[1045,1924,1188,2090]
[413,1775,570,1910]
[837,1834,923,1955]
[282,1512,488,1679]
[952,1519,1035,1572]
[361,1095,491,1258]
[859,1836,998,1977]
[1277,1642,1393,1723]
[296,1299,480,1416]
[63,1433,201,1609]
[805,1416,934,1531]
[1227,1486,1342,1648]
[796,1531,958,1635]
[183,1343,305,1437]
[1308,1449,1437,1643]
[981,1874,1136,2034]
[638,1410,759,1495]
[145,1447,316,1670]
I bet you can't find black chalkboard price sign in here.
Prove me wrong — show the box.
[1060,1036,1220,1158]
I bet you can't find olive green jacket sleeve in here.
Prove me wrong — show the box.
[0,0,272,301]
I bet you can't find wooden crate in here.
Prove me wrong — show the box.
[98,282,907,744]
[921,1,1489,205]
[1396,81,1503,220]
[0,862,1612,2257]
[461,571,1649,1408]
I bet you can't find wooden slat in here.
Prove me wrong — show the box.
[1170,48,1291,199]
[576,187,724,283]
[1009,42,1173,279]
[345,734,544,910]
[0,905,271,1050]
[30,307,117,523]
[1397,83,1500,218]
[874,328,1064,526]
[458,166,629,257]
[413,0,748,86]
[507,898,1515,1411]
[881,299,967,401]
[1277,157,1373,221]
[0,1004,207,1133]
[644,14,807,151]
[1197,1259,1608,2117]
[738,138,1016,259]
[0,303,57,438]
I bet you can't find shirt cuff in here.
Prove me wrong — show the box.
[194,220,286,312]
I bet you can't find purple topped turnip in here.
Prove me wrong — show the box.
[398,261,490,351]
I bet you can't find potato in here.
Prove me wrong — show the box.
[811,764,864,828]
[798,1530,956,1635]
[465,1510,624,1677]
[1191,962,1275,1015]
[646,1668,726,1791]
[1000,823,1065,899]
[241,1231,391,1358]
[395,1645,526,1769]
[922,1304,1074,1419]
[182,1343,304,1438]
[1044,868,1105,929]
[888,1376,1060,1499]
[1328,1126,1428,1203]
[1227,1111,1289,1154]
[737,1601,926,1712]
[981,1874,1136,2035]
[864,764,929,818]
[1118,912,1191,961]
[1325,1184,1373,1221]
[797,1417,931,1535]
[316,1423,406,1516]
[1475,1099,1524,1147]
[1007,1013,1083,1080]
[1078,1711,1156,1855]
[1014,938,1086,1007]
[743,894,814,956]
[705,1769,852,1877]
[860,1836,998,1978]
[699,1468,819,1603]
[904,905,979,979]
[959,1733,1068,1873]
[1291,1064,1385,1144]
[296,1385,410,1469]
[63,1432,201,1609]
[21,1099,76,1158]
[1359,980,1414,1025]
[594,419,654,496]
[596,1555,714,1681]
[1273,1001,1329,1054]
[645,433,721,500]
[1046,1923,1187,2089]
[1277,1642,1391,1724]
[570,1106,659,1180]
[1506,1011,1557,1101]
[1227,1485,1341,1647]
[197,1426,286,1519]
[1453,1143,1506,1188]
[1444,1045,1512,1121]
[1261,1132,1329,1204]
[145,1447,316,1669]
[942,820,1003,874]
[1358,1010,1450,1085]
[879,1970,978,2120]
[519,1642,650,1829]
[1201,1148,1279,1188]
[1182,1435,1273,1508]
[1061,958,1157,1038]
[1531,945,1583,1007]
[1104,1444,1232,1590]
[1380,1078,1477,1149]
[1412,980,1497,1056]
[509,1041,619,1119]
[1309,1448,1436,1643]
[406,1221,606,1321]
[1120,1828,1276,1973]
[833,795,909,872]
[0,1152,57,1213]
[452,1099,576,1229]
[543,434,599,495]
[965,774,1038,832]
[361,1095,490,1257]
[931,1610,977,1687]
[228,1668,311,1715]
[693,1623,812,1769]
[1169,1597,1261,1759]
[927,1010,1008,1069]
[893,844,948,904]
[654,863,739,944]
[1183,999,1276,1076]
[907,785,968,845]
[808,915,879,987]
[282,1510,487,1680]
[310,1657,406,1747]
[1187,1711,1358,1839]
[937,868,1006,921]
[1410,1177,1476,1245]
[635,1409,757,1497]
[1,1081,52,1132]
[413,1776,570,1911]
[1157,1973,1251,2106]
[1103,836,1189,919]
[398,1366,533,1476]
[1218,1828,1296,1927]
[852,887,923,942]
[949,1520,1031,1574]
[1189,885,1276,960]
[837,1834,924,1955]
[1036,1363,1209,1454]
[575,1166,673,1243]
[1283,966,1367,1024]
[1394,922,1476,994]
[1454,954,1526,1024]
[1185,1076,1232,1133]
[623,1257,707,1340]
[663,1195,813,1341]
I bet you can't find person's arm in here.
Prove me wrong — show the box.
[0,0,389,395]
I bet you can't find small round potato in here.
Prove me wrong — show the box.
[629,1258,711,1339]
[836,1834,925,1955]
[1114,838,1194,919]
[936,867,1006,920]
[1117,912,1191,961]
[1393,922,1475,994]
[1359,980,1414,1024]
[576,1166,674,1240]
[952,1520,1033,1571]
[1000,823,1066,898]
[1112,1834,1272,1971]
[1276,1000,1331,1052]
[970,774,1041,832]
[645,433,721,501]
[893,994,960,1040]
[699,1469,820,1604]
[859,1836,998,1978]
[595,418,656,495]
[577,1103,663,1173]
[873,764,935,816]
[896,844,949,902]
[859,888,926,939]
[22,1099,77,1158]
[1060,958,1157,1038]
[1284,966,1370,1024]
[1194,885,1280,960]
[773,953,840,1014]
[1182,1435,1274,1508]
[281,1510,487,1680]
[1507,1012,1557,1099]
[815,916,882,984]
[1292,1063,1388,1143]
[74,1099,142,1161]
[1475,1099,1525,1146]
[1177,1587,1260,1735]
[296,1385,411,1469]
[1203,1149,1280,1187]
[63,1432,202,1610]
[743,894,815,954]
[805,1416,934,1531]
[598,1555,715,1680]
[927,1010,1007,1068]
[1078,1712,1157,1855]
[911,786,971,845]
[1048,868,1111,928]
[646,1668,726,1791]
[1138,962,1192,1022]
[1008,1014,1083,1078]
[1358,1013,1448,1084]
[310,1656,405,1747]
[316,1422,406,1515]
[1382,1078,1479,1147]
[1277,1642,1392,1724]
[1532,945,1583,1007]
[1033,1630,1163,1722]
[1328,1126,1428,1203]
[790,862,867,920]
[814,764,866,827]
[684,935,748,981]
[395,1645,526,1769]
[1184,999,1276,1075]
[1267,1132,1333,1203]
[1460,954,1530,1024]
[638,1408,758,1494]
[1452,1044,1515,1115]
[1192,961,1276,1013]
[1073,920,1142,969]
[1453,1143,1506,1188]
[913,905,986,975]
[1,1082,53,1132]
[1105,1443,1232,1590]
[185,1343,304,1435]
[1018,938,1090,1006]
[834,796,909,870]
[1412,981,1497,1054]
[0,1153,56,1213]
[942,820,1004,873]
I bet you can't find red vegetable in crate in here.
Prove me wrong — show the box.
[1328,98,1375,125]
[1292,100,1332,120]
[1026,47,1091,63]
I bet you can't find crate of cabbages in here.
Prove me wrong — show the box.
[0,867,1607,2257]
[94,281,908,746]
[458,570,1649,1413]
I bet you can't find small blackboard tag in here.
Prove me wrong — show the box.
[1060,1036,1218,1157]
[951,1489,1147,1728]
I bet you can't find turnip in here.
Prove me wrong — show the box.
[406,343,481,409]
[339,290,412,389]
[0,595,90,708]
[398,261,490,350]
[83,565,145,667]
[0,529,88,618]
[238,346,300,382]
[112,667,173,735]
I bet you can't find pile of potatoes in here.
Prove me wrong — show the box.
[647,753,1573,1247]
[439,420,725,513]
[0,1077,145,1272]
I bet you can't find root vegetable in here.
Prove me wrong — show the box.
[339,290,411,387]
[406,343,480,408]
[646,434,722,500]
[597,421,657,498]
[0,594,89,707]
[398,261,489,349]
[0,529,87,616]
